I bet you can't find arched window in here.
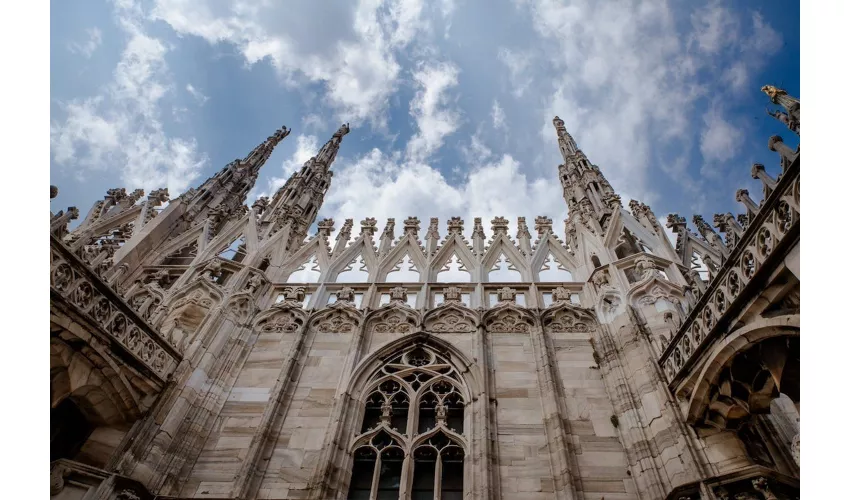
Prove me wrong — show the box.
[347,345,467,499]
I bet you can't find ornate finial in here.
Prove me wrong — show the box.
[317,218,335,233]
[251,196,269,215]
[760,85,787,103]
[534,216,553,235]
[666,213,686,229]
[735,188,750,200]
[282,286,306,302]
[336,286,356,303]
[67,206,80,220]
[552,286,572,303]
[403,216,420,236]
[553,116,565,128]
[447,216,464,234]
[472,217,485,239]
[334,123,351,138]
[337,218,354,241]
[443,286,463,303]
[491,216,509,235]
[382,218,396,238]
[50,185,59,199]
[148,188,170,203]
[496,286,517,303]
[516,217,531,239]
[106,187,127,202]
[427,217,440,239]
[388,286,408,303]
[360,217,377,235]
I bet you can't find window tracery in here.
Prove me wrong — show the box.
[348,345,467,499]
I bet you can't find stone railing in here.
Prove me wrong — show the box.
[659,154,799,385]
[50,235,181,380]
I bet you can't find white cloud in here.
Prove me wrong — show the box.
[700,109,743,165]
[322,150,567,239]
[51,1,206,195]
[498,47,533,98]
[690,1,739,54]
[150,0,438,126]
[405,61,461,162]
[491,100,506,130]
[67,27,102,58]
[185,83,209,104]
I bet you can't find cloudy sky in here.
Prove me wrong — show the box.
[50,0,800,239]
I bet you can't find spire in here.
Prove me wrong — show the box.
[244,125,292,173]
[182,124,291,226]
[552,116,620,231]
[553,116,578,159]
[260,123,351,244]
[761,85,799,135]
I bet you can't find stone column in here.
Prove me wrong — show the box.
[750,163,777,194]
[768,135,797,165]
[735,189,760,217]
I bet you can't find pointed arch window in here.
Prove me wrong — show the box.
[436,254,471,283]
[338,255,370,283]
[488,253,521,282]
[386,255,420,282]
[347,345,467,500]
[287,255,322,283]
[538,253,574,282]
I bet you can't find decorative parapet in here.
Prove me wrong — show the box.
[659,154,799,386]
[665,465,798,500]
[50,235,181,381]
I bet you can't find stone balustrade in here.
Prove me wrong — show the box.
[50,235,181,380]
[659,153,799,385]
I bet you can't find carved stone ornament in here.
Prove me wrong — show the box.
[260,310,302,333]
[591,269,613,289]
[496,287,517,303]
[551,286,572,303]
[429,311,475,333]
[544,308,589,333]
[388,286,408,303]
[633,255,659,280]
[314,310,357,334]
[202,259,223,281]
[335,286,356,303]
[281,286,306,303]
[637,285,681,307]
[372,311,415,334]
[403,216,420,236]
[443,286,463,303]
[491,216,509,235]
[487,309,530,333]
[447,216,464,234]
[360,217,377,235]
[534,215,553,235]
[245,273,265,293]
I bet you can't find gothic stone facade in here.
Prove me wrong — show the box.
[49,87,800,500]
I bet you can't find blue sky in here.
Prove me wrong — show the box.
[50,0,800,240]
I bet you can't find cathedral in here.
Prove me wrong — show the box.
[49,85,800,500]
